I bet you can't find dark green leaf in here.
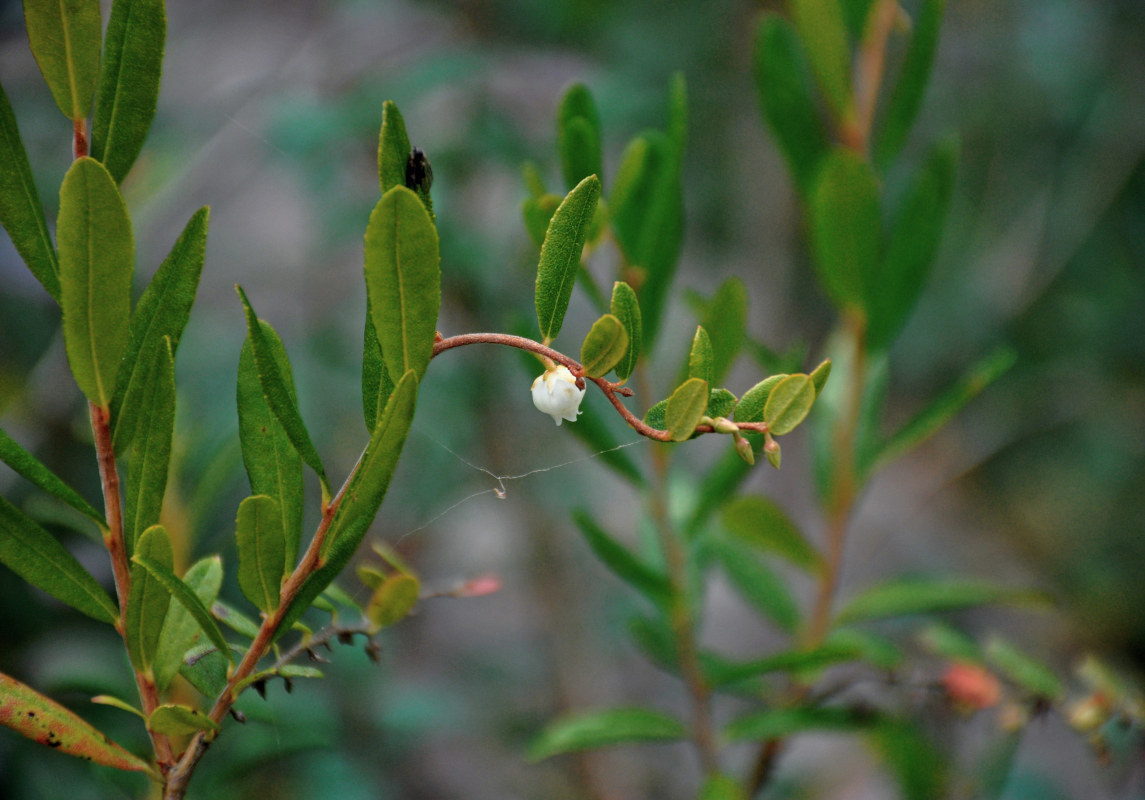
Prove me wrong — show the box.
[868,136,958,350]
[125,524,173,671]
[723,494,820,572]
[707,388,737,419]
[535,175,601,342]
[0,427,104,525]
[236,286,330,498]
[58,158,134,408]
[0,84,59,300]
[826,627,902,670]
[147,704,218,736]
[364,185,442,383]
[557,83,603,190]
[122,336,174,555]
[235,495,286,613]
[179,645,228,698]
[361,297,394,433]
[521,192,561,249]
[764,374,816,435]
[874,0,946,170]
[843,0,877,38]
[714,537,801,633]
[365,574,419,629]
[237,319,305,572]
[580,314,628,378]
[642,397,668,432]
[724,705,869,742]
[706,642,862,688]
[700,775,746,800]
[687,326,714,386]
[22,0,101,120]
[866,721,947,800]
[528,708,688,761]
[789,0,855,124]
[233,664,323,695]
[133,553,232,668]
[667,71,687,154]
[984,637,1064,700]
[808,148,881,313]
[112,206,208,450]
[562,394,646,486]
[573,510,671,608]
[0,495,117,623]
[753,14,829,194]
[917,621,983,662]
[0,671,155,775]
[609,281,642,381]
[666,378,708,442]
[682,442,761,537]
[696,278,748,384]
[153,555,223,692]
[837,577,1049,625]
[211,600,260,640]
[733,375,787,423]
[377,100,411,193]
[90,0,166,183]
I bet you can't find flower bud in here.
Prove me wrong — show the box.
[531,364,586,426]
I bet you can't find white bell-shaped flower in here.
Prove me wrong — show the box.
[531,364,585,426]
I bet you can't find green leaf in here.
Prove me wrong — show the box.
[562,394,646,486]
[0,84,59,300]
[58,157,134,408]
[687,326,714,386]
[365,574,419,629]
[236,286,330,499]
[364,185,442,383]
[147,704,218,736]
[667,71,688,154]
[211,600,260,640]
[133,553,232,667]
[0,427,104,525]
[521,192,561,249]
[528,708,688,761]
[764,374,816,435]
[179,645,228,698]
[125,524,172,672]
[753,14,829,194]
[866,721,947,800]
[722,494,820,572]
[874,0,946,170]
[984,637,1064,700]
[233,665,324,696]
[837,577,1049,625]
[235,495,286,613]
[572,511,671,608]
[90,0,166,183]
[609,132,683,350]
[789,0,855,124]
[808,148,881,313]
[90,694,145,719]
[22,0,102,120]
[875,347,1016,469]
[153,555,223,692]
[0,495,118,623]
[733,375,787,423]
[111,206,208,451]
[810,358,832,394]
[699,775,747,800]
[0,671,155,775]
[714,537,801,633]
[361,297,395,433]
[122,336,174,555]
[724,706,869,743]
[868,137,958,350]
[377,100,411,194]
[580,314,628,378]
[557,82,603,190]
[237,319,305,572]
[695,278,748,384]
[706,642,862,688]
[682,442,761,537]
[826,627,902,670]
[535,174,601,342]
[706,388,738,420]
[609,281,642,381]
[666,377,709,442]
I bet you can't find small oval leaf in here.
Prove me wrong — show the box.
[365,574,420,629]
[688,325,714,386]
[665,377,709,442]
[580,314,629,378]
[763,374,816,435]
[733,374,788,423]
[147,703,219,736]
[535,174,601,342]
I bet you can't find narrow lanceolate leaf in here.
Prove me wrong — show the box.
[237,286,330,498]
[694,278,748,385]
[563,395,646,486]
[134,553,232,667]
[377,100,411,193]
[557,82,604,190]
[112,207,208,451]
[0,496,118,623]
[609,281,642,381]
[235,494,285,613]
[763,374,816,435]
[0,671,155,775]
[580,314,628,378]
[789,0,855,124]
[836,577,1049,625]
[535,175,601,342]
[984,637,1064,700]
[362,297,394,433]
[153,555,223,692]
[722,495,821,572]
[22,0,102,120]
[364,185,442,383]
[122,337,174,555]
[528,708,688,761]
[0,84,59,300]
[365,574,419,629]
[147,704,218,736]
[237,320,304,573]
[874,0,946,170]
[125,525,173,672]
[808,148,881,314]
[714,537,801,633]
[667,71,688,154]
[753,14,829,194]
[58,158,134,409]
[687,326,714,386]
[0,427,104,525]
[572,511,671,608]
[724,706,869,743]
[867,137,958,351]
[90,0,166,183]
[665,378,708,441]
